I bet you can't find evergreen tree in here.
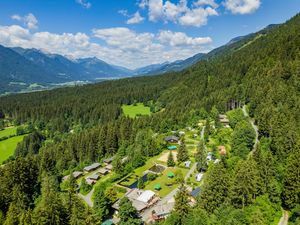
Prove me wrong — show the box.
[196,140,207,172]
[93,187,110,221]
[119,197,142,225]
[167,151,175,167]
[177,139,189,164]
[137,177,145,189]
[174,184,190,224]
[200,162,231,213]
[282,142,300,209]
[231,158,260,209]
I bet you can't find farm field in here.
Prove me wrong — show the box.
[0,127,17,139]
[0,135,25,164]
[122,103,151,118]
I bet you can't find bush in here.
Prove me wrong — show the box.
[147,173,157,181]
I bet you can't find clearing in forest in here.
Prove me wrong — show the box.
[0,127,17,139]
[122,103,151,118]
[0,135,26,164]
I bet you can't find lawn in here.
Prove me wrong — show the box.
[0,135,25,164]
[122,103,151,118]
[0,127,17,139]
[144,167,189,197]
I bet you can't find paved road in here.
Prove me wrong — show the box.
[242,105,259,153]
[78,188,94,207]
[185,162,197,182]
[278,210,289,225]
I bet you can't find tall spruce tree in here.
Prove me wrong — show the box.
[177,138,189,164]
[196,140,207,172]
[167,151,175,167]
[119,197,142,225]
[174,184,190,224]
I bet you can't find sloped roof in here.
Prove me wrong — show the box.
[137,190,155,203]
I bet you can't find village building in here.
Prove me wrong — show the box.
[83,163,101,172]
[98,168,109,175]
[62,171,83,181]
[184,161,191,168]
[113,189,159,213]
[164,135,180,143]
[103,157,114,165]
[218,145,227,156]
[193,134,198,138]
[105,164,113,171]
[151,202,174,222]
[195,173,203,182]
[219,114,230,127]
[178,131,185,136]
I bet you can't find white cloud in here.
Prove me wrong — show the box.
[11,13,38,29]
[158,30,212,46]
[194,0,218,8]
[141,0,218,27]
[179,7,218,27]
[224,0,260,14]
[76,0,91,9]
[0,23,213,69]
[118,9,128,17]
[127,12,145,24]
[138,0,148,9]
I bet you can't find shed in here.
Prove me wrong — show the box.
[179,131,185,136]
[105,164,113,170]
[104,157,114,165]
[192,134,198,138]
[88,174,100,181]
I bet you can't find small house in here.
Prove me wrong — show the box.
[179,131,185,136]
[195,173,203,182]
[98,168,109,175]
[84,163,101,172]
[190,187,201,198]
[218,146,226,156]
[184,161,191,168]
[105,164,113,171]
[164,136,180,143]
[103,157,114,165]
[192,134,198,138]
[88,174,100,181]
[219,114,230,126]
[151,202,174,221]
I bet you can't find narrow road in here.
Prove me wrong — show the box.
[278,210,289,225]
[78,188,94,207]
[185,162,197,182]
[242,105,259,153]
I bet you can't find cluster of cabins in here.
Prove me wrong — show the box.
[63,158,114,186]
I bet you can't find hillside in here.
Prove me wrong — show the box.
[0,13,299,225]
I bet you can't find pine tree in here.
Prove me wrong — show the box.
[177,139,189,164]
[137,177,145,189]
[231,158,260,209]
[119,197,142,225]
[174,184,190,224]
[167,151,175,167]
[196,140,207,172]
[200,162,231,213]
[93,187,110,220]
[282,142,300,209]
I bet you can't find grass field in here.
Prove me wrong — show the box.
[122,103,151,118]
[0,127,17,139]
[0,135,25,164]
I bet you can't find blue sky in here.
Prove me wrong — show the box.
[0,0,299,69]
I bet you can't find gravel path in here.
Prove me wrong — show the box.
[278,210,289,225]
[242,105,259,153]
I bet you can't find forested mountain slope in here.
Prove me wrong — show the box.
[0,13,299,225]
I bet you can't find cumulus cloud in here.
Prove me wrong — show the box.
[158,30,212,46]
[224,0,261,14]
[140,0,218,27]
[76,0,91,9]
[11,13,38,29]
[127,12,145,24]
[0,23,213,69]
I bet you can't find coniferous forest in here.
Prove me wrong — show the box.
[0,12,299,225]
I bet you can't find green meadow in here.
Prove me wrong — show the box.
[0,135,25,164]
[122,103,151,118]
[0,127,17,139]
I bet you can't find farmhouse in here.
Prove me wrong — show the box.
[84,163,101,172]
[113,189,159,213]
[164,136,179,143]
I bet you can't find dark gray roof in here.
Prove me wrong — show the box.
[190,187,201,198]
[84,163,101,171]
[164,136,180,142]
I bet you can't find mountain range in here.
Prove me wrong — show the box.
[0,24,279,94]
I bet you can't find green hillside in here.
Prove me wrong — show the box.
[0,13,299,224]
